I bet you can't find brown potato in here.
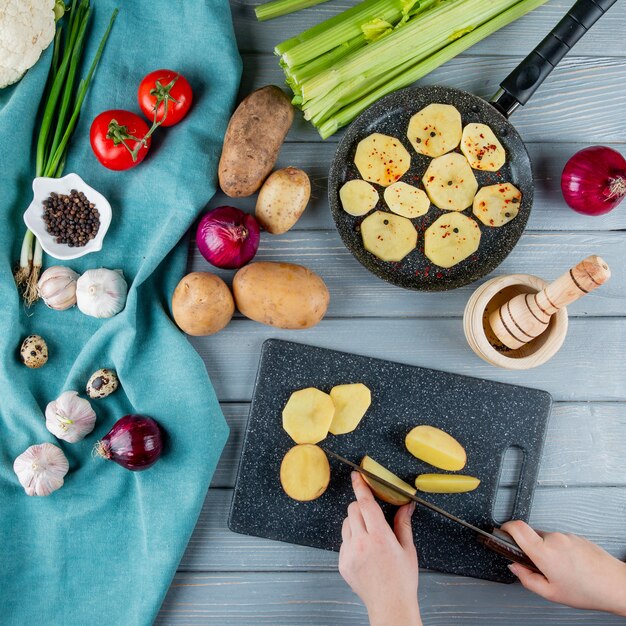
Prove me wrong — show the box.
[218,86,294,198]
[233,262,329,329]
[360,456,416,506]
[280,444,330,501]
[405,425,466,471]
[283,388,335,444]
[255,167,311,234]
[171,272,234,336]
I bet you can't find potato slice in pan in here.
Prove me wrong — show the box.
[415,474,480,493]
[361,456,416,506]
[282,387,335,444]
[473,182,521,227]
[329,383,372,435]
[340,179,379,216]
[280,444,330,501]
[354,133,411,187]
[361,210,417,262]
[423,153,478,212]
[407,103,462,157]
[383,181,430,218]
[461,122,506,171]
[424,213,481,269]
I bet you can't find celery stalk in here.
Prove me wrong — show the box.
[316,0,549,138]
[255,0,331,22]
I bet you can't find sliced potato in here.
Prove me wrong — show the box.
[415,474,480,493]
[280,444,330,501]
[472,182,521,227]
[340,179,379,216]
[361,211,417,262]
[282,388,335,444]
[383,182,430,218]
[423,153,478,211]
[461,123,506,171]
[405,425,467,471]
[354,133,411,187]
[329,383,372,435]
[407,103,462,157]
[424,213,481,269]
[361,456,416,506]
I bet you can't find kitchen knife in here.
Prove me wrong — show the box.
[323,447,540,575]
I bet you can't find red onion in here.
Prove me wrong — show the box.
[561,146,626,216]
[95,415,163,471]
[196,206,260,269]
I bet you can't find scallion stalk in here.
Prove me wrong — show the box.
[255,0,331,21]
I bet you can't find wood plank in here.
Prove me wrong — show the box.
[212,403,626,488]
[159,571,626,624]
[204,141,626,231]
[230,0,626,58]
[178,487,626,571]
[237,54,626,143]
[190,318,626,402]
[191,231,626,318]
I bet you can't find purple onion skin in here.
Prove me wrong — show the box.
[196,206,260,269]
[96,415,163,471]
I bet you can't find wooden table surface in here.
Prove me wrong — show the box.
[157,0,626,623]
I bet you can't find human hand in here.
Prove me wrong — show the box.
[502,520,626,617]
[338,471,422,626]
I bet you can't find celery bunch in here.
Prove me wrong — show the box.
[275,0,549,138]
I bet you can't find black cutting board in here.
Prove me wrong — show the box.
[229,340,552,583]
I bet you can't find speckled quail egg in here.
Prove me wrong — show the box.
[20,335,49,369]
[86,368,119,399]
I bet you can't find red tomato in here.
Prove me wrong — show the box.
[90,110,151,171]
[137,69,193,127]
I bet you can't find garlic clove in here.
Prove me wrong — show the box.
[45,390,97,443]
[76,268,128,318]
[37,265,79,311]
[13,443,69,496]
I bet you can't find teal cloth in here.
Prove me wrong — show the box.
[0,2,240,624]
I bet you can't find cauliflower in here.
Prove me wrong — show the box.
[0,0,59,89]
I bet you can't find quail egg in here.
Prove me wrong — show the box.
[86,368,119,399]
[20,335,49,369]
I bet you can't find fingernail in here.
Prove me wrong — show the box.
[507,564,518,576]
[351,471,357,482]
[408,501,416,516]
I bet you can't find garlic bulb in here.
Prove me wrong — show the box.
[76,268,128,318]
[45,391,97,443]
[13,443,69,496]
[37,265,79,310]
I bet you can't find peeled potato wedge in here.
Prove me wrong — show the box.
[283,388,335,444]
[361,456,416,505]
[407,103,462,157]
[423,153,478,212]
[340,179,379,216]
[472,182,522,227]
[383,181,430,218]
[361,210,417,262]
[415,474,480,493]
[405,425,467,471]
[280,444,330,501]
[329,383,372,435]
[354,133,411,187]
[461,123,506,171]
[424,212,481,269]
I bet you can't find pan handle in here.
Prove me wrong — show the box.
[491,0,617,118]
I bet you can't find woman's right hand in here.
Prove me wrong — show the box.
[502,520,626,617]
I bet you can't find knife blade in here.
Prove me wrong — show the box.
[322,447,540,575]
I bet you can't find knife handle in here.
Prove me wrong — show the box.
[476,528,542,574]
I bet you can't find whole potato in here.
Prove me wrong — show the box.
[172,272,234,336]
[255,167,311,234]
[218,86,294,198]
[233,262,329,329]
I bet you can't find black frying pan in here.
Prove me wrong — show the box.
[328,0,616,291]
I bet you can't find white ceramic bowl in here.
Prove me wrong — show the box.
[23,173,112,260]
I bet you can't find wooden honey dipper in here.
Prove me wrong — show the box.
[489,256,611,351]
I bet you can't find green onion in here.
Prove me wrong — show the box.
[255,0,331,22]
[16,3,118,305]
